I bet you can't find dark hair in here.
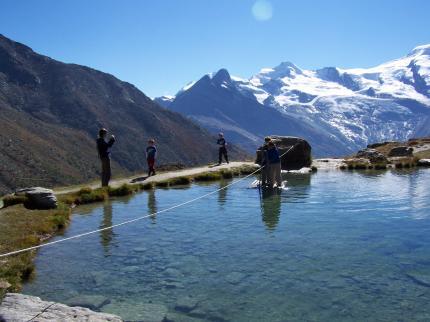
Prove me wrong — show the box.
[264,137,271,142]
[98,128,107,137]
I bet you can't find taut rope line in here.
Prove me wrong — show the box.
[0,145,297,258]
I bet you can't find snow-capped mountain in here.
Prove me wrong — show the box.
[156,44,430,156]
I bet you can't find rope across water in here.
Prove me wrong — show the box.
[0,145,296,258]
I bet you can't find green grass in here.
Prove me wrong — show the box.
[0,203,71,292]
[108,184,136,197]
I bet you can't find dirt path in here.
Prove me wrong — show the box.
[55,161,257,195]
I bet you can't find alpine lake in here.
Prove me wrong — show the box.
[23,169,430,321]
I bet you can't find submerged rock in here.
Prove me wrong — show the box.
[103,300,168,322]
[175,296,200,313]
[65,294,110,311]
[0,293,121,321]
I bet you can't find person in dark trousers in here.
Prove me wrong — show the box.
[261,137,272,186]
[217,133,229,165]
[267,141,282,188]
[146,138,157,176]
[97,128,115,187]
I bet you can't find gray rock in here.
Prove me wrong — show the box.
[356,149,387,163]
[175,296,200,313]
[16,187,57,209]
[388,146,413,157]
[65,294,110,310]
[0,293,122,321]
[256,136,312,170]
[418,159,430,167]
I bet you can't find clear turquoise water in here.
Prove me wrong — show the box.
[23,170,430,321]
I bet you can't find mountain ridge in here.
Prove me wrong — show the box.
[157,44,430,155]
[0,34,247,194]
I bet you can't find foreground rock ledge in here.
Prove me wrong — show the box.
[0,293,122,322]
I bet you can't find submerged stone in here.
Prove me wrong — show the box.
[175,296,200,312]
[225,271,247,284]
[65,294,110,311]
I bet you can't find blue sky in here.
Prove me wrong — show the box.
[1,0,429,97]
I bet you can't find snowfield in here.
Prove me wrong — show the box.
[157,44,430,155]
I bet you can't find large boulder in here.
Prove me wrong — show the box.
[388,146,413,157]
[256,136,312,170]
[356,149,387,163]
[15,187,57,210]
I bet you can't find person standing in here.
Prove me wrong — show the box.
[146,139,157,176]
[217,133,229,165]
[261,137,272,186]
[267,141,282,188]
[97,128,115,187]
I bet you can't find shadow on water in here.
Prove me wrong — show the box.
[99,202,115,254]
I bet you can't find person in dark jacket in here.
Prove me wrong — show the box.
[146,139,157,176]
[267,141,282,188]
[261,137,272,186]
[217,133,229,165]
[97,128,115,187]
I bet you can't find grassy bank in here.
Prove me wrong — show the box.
[0,203,71,294]
[0,163,258,298]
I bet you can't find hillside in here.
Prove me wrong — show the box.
[158,45,430,156]
[0,34,246,194]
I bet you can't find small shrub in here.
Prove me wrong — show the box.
[78,187,93,195]
[108,184,134,197]
[221,170,233,179]
[169,177,192,186]
[311,166,318,172]
[374,163,387,170]
[140,183,153,190]
[2,195,28,208]
[79,190,106,204]
[155,181,170,188]
[239,166,256,175]
[194,172,222,182]
[354,163,367,170]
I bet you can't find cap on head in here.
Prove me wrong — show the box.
[99,128,107,137]
[148,138,155,144]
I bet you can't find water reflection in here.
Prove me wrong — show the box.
[99,202,115,254]
[218,179,230,207]
[260,188,282,230]
[148,189,157,223]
